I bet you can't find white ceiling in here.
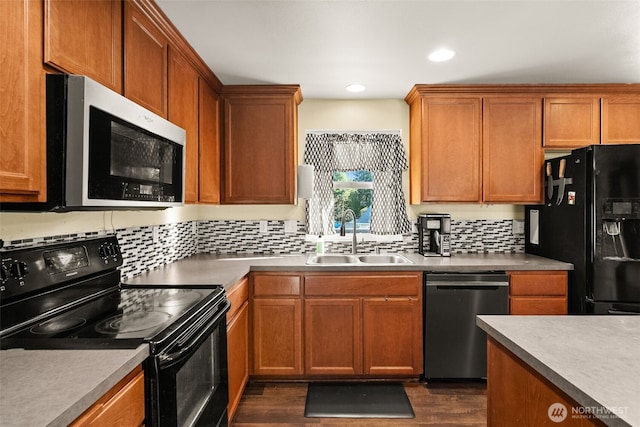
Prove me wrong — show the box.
[156,0,640,99]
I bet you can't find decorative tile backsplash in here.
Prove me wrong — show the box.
[197,219,524,255]
[3,218,523,280]
[117,222,197,279]
[3,222,197,281]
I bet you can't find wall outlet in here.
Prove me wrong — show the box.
[512,219,525,235]
[152,226,160,243]
[259,220,268,233]
[284,220,297,233]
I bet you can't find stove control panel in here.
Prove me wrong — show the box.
[0,235,122,302]
[99,241,121,261]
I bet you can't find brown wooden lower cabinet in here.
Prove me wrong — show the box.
[252,298,303,376]
[250,274,304,376]
[304,298,362,376]
[363,297,422,376]
[250,271,422,379]
[487,338,605,427]
[70,365,144,427]
[226,276,249,422]
[507,271,568,315]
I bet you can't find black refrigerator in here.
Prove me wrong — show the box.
[525,144,640,314]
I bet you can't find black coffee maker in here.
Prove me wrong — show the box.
[417,213,451,256]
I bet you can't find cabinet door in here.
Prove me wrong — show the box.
[70,367,144,427]
[227,300,248,422]
[168,47,199,203]
[483,97,544,203]
[304,298,362,376]
[198,79,221,204]
[0,0,46,202]
[123,1,168,117]
[222,87,300,204]
[44,0,122,92]
[418,97,482,202]
[544,97,600,149]
[252,298,303,376]
[602,96,640,144]
[363,298,422,376]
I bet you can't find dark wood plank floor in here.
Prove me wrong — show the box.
[231,381,487,426]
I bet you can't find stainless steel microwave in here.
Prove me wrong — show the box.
[3,74,186,211]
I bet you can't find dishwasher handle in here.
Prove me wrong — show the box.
[425,273,509,289]
[431,284,507,291]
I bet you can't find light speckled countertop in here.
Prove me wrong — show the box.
[0,345,148,427]
[477,315,640,427]
[124,252,573,289]
[0,253,571,426]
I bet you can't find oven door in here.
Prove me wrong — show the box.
[148,299,230,427]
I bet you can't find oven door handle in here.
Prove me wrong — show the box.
[157,300,230,369]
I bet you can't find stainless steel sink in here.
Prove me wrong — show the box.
[306,253,412,265]
[357,254,412,264]
[306,254,359,264]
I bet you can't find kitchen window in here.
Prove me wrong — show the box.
[332,170,373,233]
[304,131,411,238]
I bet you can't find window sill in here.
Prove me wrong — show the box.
[305,234,403,243]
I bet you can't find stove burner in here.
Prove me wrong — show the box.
[96,311,171,334]
[30,317,87,335]
[156,290,203,307]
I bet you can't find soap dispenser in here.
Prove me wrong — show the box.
[316,234,324,254]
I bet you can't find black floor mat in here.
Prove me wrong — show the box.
[304,382,415,419]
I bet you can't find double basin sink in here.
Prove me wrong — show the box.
[306,253,413,265]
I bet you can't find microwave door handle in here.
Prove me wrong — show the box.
[157,300,230,369]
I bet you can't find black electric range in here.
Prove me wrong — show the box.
[1,235,231,427]
[0,235,227,353]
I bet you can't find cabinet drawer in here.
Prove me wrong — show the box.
[226,276,249,322]
[510,297,568,315]
[253,274,301,296]
[509,271,567,296]
[304,273,421,297]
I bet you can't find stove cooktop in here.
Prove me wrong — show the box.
[1,235,228,351]
[0,286,224,350]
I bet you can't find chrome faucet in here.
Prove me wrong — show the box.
[340,209,358,254]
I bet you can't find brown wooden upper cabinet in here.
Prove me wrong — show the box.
[2,0,227,206]
[123,0,168,117]
[406,84,640,204]
[602,96,640,144]
[483,97,544,203]
[409,97,482,202]
[406,87,544,204]
[168,47,199,204]
[222,86,302,204]
[198,79,221,204]
[44,0,122,93]
[543,97,600,149]
[0,0,46,203]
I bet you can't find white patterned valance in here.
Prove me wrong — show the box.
[303,131,411,236]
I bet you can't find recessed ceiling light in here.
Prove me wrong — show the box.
[345,83,366,93]
[428,49,455,62]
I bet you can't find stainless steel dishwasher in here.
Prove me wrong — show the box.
[424,273,509,379]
